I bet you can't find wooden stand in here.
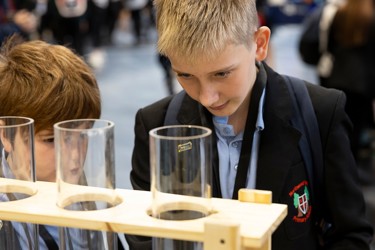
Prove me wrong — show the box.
[0,178,287,250]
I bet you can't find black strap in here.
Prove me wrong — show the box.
[39,224,59,250]
[232,77,265,199]
[283,75,324,224]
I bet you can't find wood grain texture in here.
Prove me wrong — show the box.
[0,178,287,249]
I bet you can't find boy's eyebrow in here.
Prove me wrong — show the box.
[171,68,186,74]
[210,64,236,74]
[172,64,236,75]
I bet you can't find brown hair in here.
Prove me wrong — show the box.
[0,36,101,133]
[334,0,374,47]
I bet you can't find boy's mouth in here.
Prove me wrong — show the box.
[210,101,228,111]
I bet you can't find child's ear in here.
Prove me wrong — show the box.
[254,26,271,61]
[0,122,12,153]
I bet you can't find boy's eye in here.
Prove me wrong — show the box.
[43,137,55,143]
[215,71,230,78]
[176,73,192,79]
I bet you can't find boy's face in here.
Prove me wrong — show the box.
[169,27,270,119]
[58,129,87,184]
[2,128,85,183]
[35,128,87,183]
[170,43,258,118]
[34,130,56,182]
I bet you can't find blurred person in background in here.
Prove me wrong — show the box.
[39,0,87,55]
[104,0,122,45]
[0,0,37,42]
[39,0,123,71]
[319,0,375,162]
[85,0,122,71]
[85,0,109,70]
[124,0,148,45]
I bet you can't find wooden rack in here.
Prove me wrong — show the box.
[0,178,287,250]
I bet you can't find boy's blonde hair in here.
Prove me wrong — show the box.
[0,37,101,133]
[154,0,259,63]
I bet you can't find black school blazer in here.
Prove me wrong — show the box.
[127,63,373,250]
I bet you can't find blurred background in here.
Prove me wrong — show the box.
[1,0,374,248]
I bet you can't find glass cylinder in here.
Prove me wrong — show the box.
[149,125,212,250]
[54,119,119,250]
[0,116,38,250]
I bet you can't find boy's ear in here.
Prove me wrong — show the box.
[0,122,12,153]
[254,26,271,61]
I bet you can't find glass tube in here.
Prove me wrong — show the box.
[0,116,38,250]
[149,125,212,250]
[54,119,119,250]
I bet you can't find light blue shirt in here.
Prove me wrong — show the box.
[213,90,265,199]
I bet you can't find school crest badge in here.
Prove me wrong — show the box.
[289,180,312,223]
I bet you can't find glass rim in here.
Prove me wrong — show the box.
[54,118,114,132]
[0,116,34,128]
[149,125,212,140]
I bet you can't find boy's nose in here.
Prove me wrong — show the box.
[198,84,219,108]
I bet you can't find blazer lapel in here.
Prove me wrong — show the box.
[256,68,302,202]
[257,115,301,202]
[176,94,201,125]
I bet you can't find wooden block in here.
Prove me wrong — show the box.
[238,189,272,204]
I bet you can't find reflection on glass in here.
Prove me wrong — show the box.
[0,116,38,250]
[54,119,117,250]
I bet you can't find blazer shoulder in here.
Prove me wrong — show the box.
[305,83,346,115]
[135,95,174,130]
[305,83,349,148]
[140,95,173,114]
